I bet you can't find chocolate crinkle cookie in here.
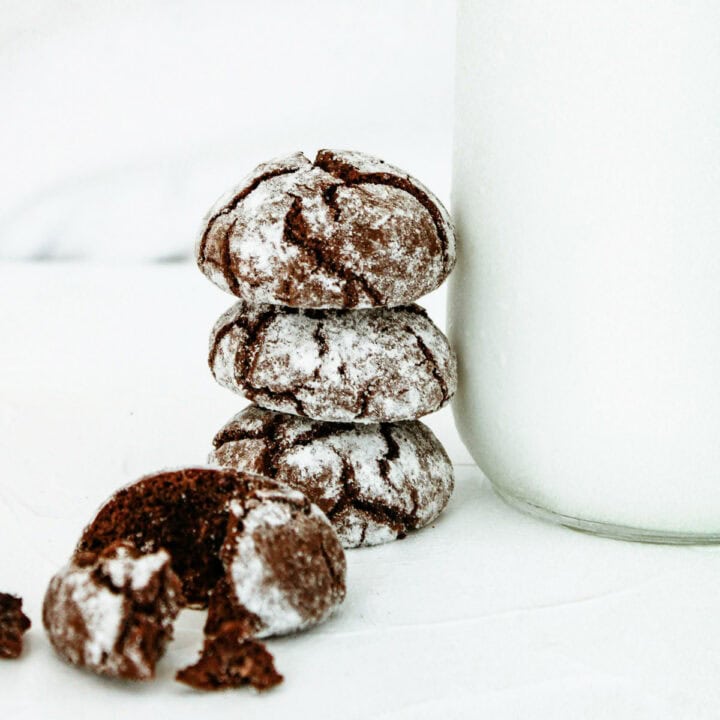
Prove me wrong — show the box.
[195,149,456,308]
[42,542,184,680]
[210,302,457,423]
[76,468,346,638]
[176,621,283,692]
[209,406,455,548]
[0,593,31,659]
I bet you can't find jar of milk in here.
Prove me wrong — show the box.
[450,1,720,541]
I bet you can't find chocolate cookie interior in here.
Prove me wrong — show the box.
[210,406,455,548]
[214,488,346,637]
[176,621,283,691]
[76,468,271,606]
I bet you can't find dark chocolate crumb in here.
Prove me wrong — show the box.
[0,593,31,659]
[176,622,283,692]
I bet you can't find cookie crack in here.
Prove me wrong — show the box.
[283,195,384,306]
[321,184,343,222]
[199,216,238,293]
[406,327,449,404]
[312,321,329,384]
[198,165,301,291]
[314,150,452,273]
[326,459,417,537]
[377,424,403,494]
[355,383,375,420]
[313,322,329,357]
[243,383,307,418]
[214,414,354,455]
[214,413,361,486]
[209,308,276,375]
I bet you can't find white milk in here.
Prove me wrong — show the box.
[450,0,720,540]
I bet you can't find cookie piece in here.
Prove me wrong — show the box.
[210,302,457,423]
[196,149,456,308]
[176,621,283,691]
[0,593,31,659]
[214,483,346,637]
[210,406,455,547]
[76,468,255,606]
[42,542,183,680]
[76,468,346,638]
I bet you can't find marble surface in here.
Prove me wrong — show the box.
[2,264,720,718]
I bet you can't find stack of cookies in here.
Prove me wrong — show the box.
[196,149,458,548]
[42,466,347,686]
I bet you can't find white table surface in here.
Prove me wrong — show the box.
[2,263,720,719]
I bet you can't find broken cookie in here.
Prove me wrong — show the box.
[75,468,346,637]
[42,542,183,680]
[196,149,456,308]
[209,406,455,547]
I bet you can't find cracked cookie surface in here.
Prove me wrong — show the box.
[196,149,456,308]
[42,542,183,680]
[209,302,457,423]
[75,467,260,607]
[209,406,455,547]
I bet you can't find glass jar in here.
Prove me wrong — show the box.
[450,0,720,541]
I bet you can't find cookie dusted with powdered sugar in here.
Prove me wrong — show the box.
[196,149,456,308]
[42,542,183,680]
[75,468,346,639]
[213,483,346,638]
[209,406,455,548]
[209,302,457,423]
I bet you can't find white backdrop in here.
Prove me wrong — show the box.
[0,0,455,261]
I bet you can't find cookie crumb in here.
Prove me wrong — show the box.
[176,622,283,691]
[0,593,31,659]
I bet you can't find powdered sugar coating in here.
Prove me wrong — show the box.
[42,544,183,680]
[104,549,169,592]
[196,149,456,308]
[209,406,455,547]
[221,485,346,638]
[226,499,303,636]
[209,302,457,423]
[53,571,124,667]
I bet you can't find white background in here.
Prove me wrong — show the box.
[3,3,720,719]
[0,0,455,261]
